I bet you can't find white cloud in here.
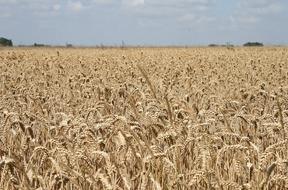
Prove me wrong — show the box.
[230,0,285,25]
[238,0,284,15]
[122,0,145,7]
[93,0,117,4]
[119,0,216,29]
[230,15,259,24]
[178,14,196,22]
[0,0,215,16]
[53,4,61,11]
[121,0,215,16]
[68,1,84,12]
[0,12,12,18]
[1,0,283,28]
[177,13,215,28]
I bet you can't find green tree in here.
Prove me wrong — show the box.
[0,37,13,46]
[243,42,264,47]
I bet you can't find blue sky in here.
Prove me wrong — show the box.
[0,0,287,46]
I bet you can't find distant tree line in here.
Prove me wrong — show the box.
[0,37,13,46]
[33,43,51,47]
[208,44,219,47]
[0,37,266,48]
[243,42,264,47]
[208,43,234,48]
[208,42,264,47]
[66,43,73,48]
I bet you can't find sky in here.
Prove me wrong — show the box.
[0,0,288,46]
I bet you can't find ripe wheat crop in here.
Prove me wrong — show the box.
[0,47,288,189]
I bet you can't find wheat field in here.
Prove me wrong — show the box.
[0,47,288,190]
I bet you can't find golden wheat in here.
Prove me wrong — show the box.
[0,47,288,189]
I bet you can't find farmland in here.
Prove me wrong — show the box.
[1,47,288,189]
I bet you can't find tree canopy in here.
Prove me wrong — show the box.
[0,37,13,46]
[243,42,264,47]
